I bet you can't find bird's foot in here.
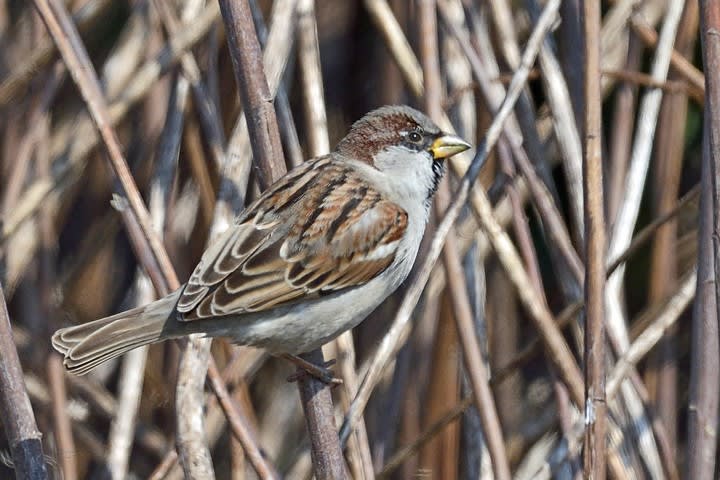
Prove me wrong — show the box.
[282,354,343,386]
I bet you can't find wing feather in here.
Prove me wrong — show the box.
[177,157,408,321]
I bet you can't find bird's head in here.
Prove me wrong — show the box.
[336,105,471,200]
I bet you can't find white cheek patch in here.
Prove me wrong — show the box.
[373,145,421,170]
[373,147,435,189]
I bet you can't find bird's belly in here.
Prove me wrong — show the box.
[206,255,413,354]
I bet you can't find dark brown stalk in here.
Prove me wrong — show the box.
[679,222,717,480]
[418,292,460,478]
[217,1,346,478]
[647,1,698,457]
[0,282,48,479]
[297,349,349,479]
[581,1,607,478]
[687,1,720,477]
[247,0,304,169]
[217,0,284,190]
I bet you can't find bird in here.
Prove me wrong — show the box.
[52,105,471,377]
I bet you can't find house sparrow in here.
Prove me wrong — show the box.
[52,105,471,375]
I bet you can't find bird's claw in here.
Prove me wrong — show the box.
[285,357,343,386]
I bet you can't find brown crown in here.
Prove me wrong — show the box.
[335,105,440,165]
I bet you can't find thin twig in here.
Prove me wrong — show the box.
[581,1,607,477]
[602,69,703,103]
[105,275,152,480]
[207,361,278,479]
[608,184,700,276]
[607,35,642,227]
[377,396,472,479]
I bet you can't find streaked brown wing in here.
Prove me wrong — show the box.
[176,157,408,320]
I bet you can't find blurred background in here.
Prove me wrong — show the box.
[0,0,711,479]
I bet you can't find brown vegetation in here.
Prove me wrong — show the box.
[0,1,717,479]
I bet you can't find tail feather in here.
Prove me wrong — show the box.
[52,291,181,375]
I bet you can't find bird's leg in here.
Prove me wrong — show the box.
[281,353,343,385]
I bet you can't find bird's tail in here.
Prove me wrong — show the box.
[52,290,182,375]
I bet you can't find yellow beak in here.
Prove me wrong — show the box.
[429,133,472,160]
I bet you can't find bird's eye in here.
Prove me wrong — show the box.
[407,131,423,143]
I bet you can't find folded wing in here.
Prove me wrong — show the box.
[176,157,407,320]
